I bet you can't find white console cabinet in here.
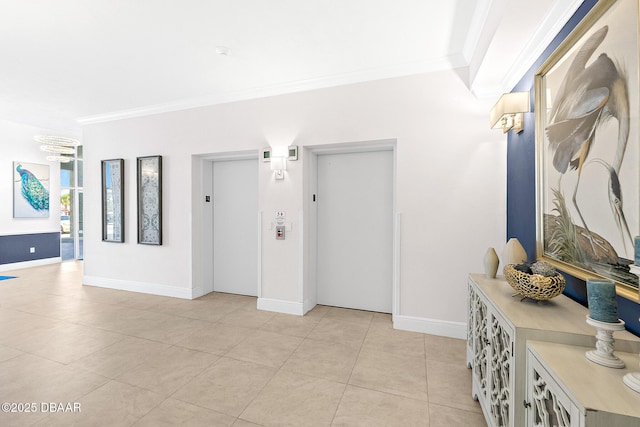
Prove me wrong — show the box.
[526,341,640,426]
[467,274,640,427]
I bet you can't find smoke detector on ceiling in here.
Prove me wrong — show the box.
[215,46,231,56]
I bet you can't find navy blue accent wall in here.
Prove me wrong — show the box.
[506,0,640,336]
[0,233,60,265]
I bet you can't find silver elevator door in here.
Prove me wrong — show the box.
[213,158,258,296]
[316,150,393,312]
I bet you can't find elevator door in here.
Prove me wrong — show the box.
[213,159,258,296]
[316,150,393,312]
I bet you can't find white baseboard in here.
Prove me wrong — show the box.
[83,275,196,299]
[393,314,467,340]
[0,257,61,272]
[257,298,304,316]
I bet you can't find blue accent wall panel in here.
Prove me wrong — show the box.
[506,0,640,336]
[0,233,60,265]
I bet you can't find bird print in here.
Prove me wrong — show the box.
[16,163,49,211]
[546,25,630,254]
[588,158,632,254]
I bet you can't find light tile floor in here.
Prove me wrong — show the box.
[0,262,486,427]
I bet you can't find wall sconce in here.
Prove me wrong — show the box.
[490,91,530,134]
[270,156,286,180]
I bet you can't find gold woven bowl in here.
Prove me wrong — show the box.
[503,264,566,301]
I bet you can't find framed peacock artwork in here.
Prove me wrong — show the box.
[535,0,639,298]
[13,161,50,218]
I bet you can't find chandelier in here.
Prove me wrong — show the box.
[34,135,80,163]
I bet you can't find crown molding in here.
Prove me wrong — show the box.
[77,54,468,126]
[501,0,583,92]
[461,0,495,64]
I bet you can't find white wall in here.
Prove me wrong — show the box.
[82,70,507,337]
[0,119,63,236]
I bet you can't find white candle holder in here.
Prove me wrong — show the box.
[585,316,625,368]
[623,371,640,393]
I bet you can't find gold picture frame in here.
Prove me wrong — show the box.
[535,0,640,299]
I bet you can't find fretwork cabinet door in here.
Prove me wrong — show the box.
[469,278,515,427]
[487,309,515,427]
[526,347,580,427]
[470,282,490,407]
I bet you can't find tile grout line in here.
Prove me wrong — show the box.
[327,311,373,426]
[166,302,317,424]
[232,318,312,423]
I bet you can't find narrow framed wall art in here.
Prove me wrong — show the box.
[101,159,124,242]
[137,155,162,245]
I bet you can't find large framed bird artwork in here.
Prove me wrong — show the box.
[13,161,50,218]
[535,0,640,297]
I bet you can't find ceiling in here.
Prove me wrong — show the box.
[0,0,583,134]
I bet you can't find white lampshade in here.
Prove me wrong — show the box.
[270,156,286,171]
[490,91,530,131]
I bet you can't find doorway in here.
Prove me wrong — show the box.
[60,147,83,261]
[212,158,259,296]
[315,149,394,313]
